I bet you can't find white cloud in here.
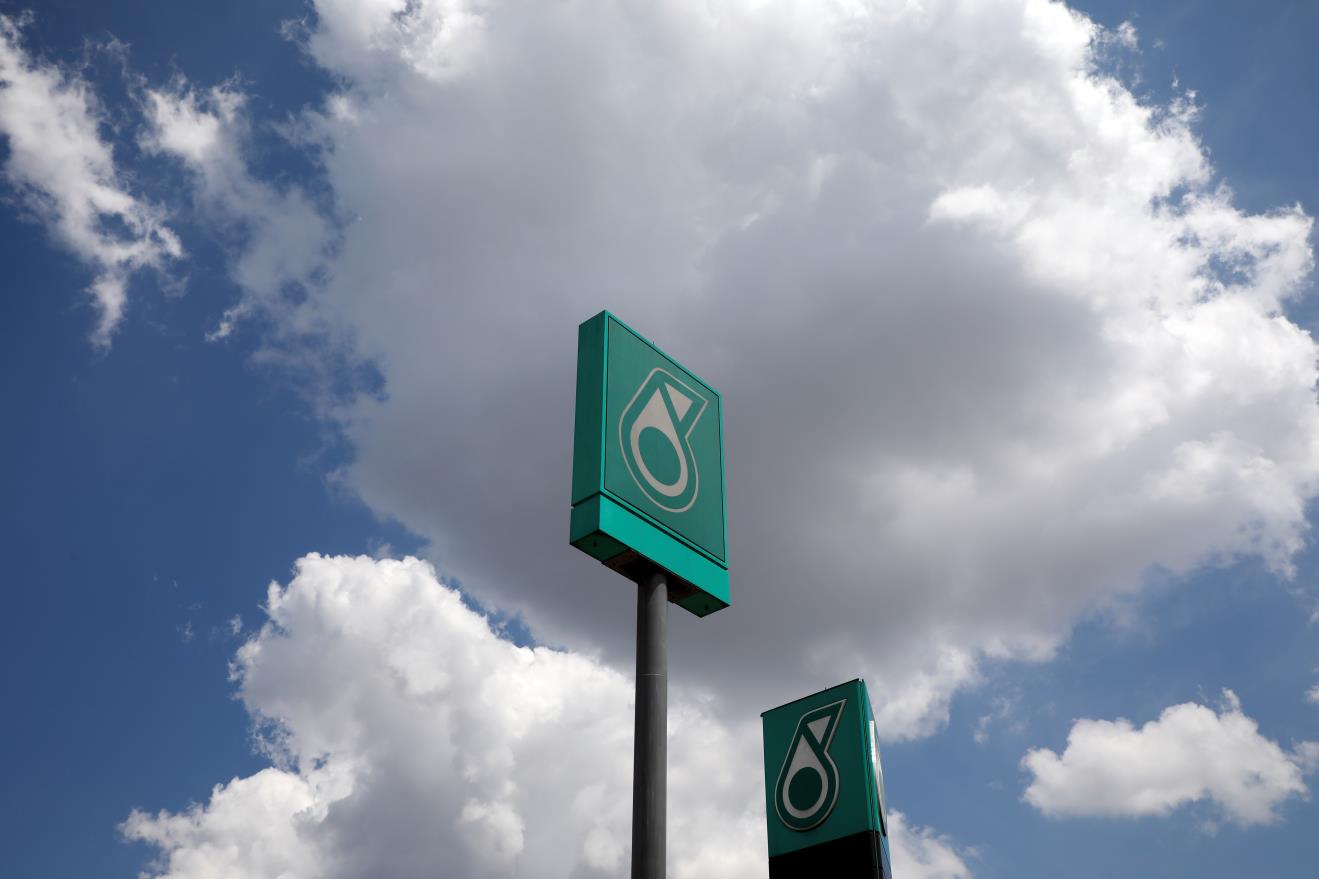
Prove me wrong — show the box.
[123,553,967,879]
[973,691,1026,745]
[1296,742,1319,775]
[151,0,1319,738]
[139,84,328,340]
[123,768,326,878]
[1021,690,1316,826]
[1307,683,1319,706]
[302,0,487,84]
[0,14,180,345]
[889,810,972,879]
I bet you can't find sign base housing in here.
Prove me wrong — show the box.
[570,493,728,617]
[768,829,891,879]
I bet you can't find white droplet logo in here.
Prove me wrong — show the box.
[629,386,690,498]
[773,699,845,832]
[619,368,708,513]
[781,719,832,820]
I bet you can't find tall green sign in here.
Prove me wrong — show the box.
[569,311,729,616]
[762,680,892,878]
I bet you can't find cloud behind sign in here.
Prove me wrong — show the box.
[124,0,1319,739]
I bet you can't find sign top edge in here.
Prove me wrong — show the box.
[586,310,723,402]
[760,679,866,717]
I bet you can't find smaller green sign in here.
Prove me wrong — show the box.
[762,680,890,867]
[569,311,729,617]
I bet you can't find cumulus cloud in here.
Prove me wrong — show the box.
[889,810,972,879]
[145,0,1319,738]
[122,553,967,879]
[1307,682,1319,706]
[1021,690,1317,826]
[0,14,180,345]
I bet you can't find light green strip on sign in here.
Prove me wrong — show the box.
[570,493,729,616]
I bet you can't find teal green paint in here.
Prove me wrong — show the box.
[569,311,729,616]
[570,316,607,506]
[567,499,628,562]
[601,318,726,562]
[761,680,888,858]
[716,391,729,562]
[570,494,729,616]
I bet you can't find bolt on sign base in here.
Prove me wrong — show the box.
[761,680,893,879]
[569,311,729,616]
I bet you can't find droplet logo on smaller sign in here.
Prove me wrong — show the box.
[774,699,846,832]
[619,368,708,513]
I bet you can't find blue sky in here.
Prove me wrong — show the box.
[3,2,1319,878]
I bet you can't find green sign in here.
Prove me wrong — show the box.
[569,311,729,617]
[762,680,890,872]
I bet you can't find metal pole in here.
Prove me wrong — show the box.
[632,570,668,879]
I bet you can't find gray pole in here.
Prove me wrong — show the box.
[632,570,668,879]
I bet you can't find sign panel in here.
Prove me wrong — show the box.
[570,311,729,616]
[762,680,892,878]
